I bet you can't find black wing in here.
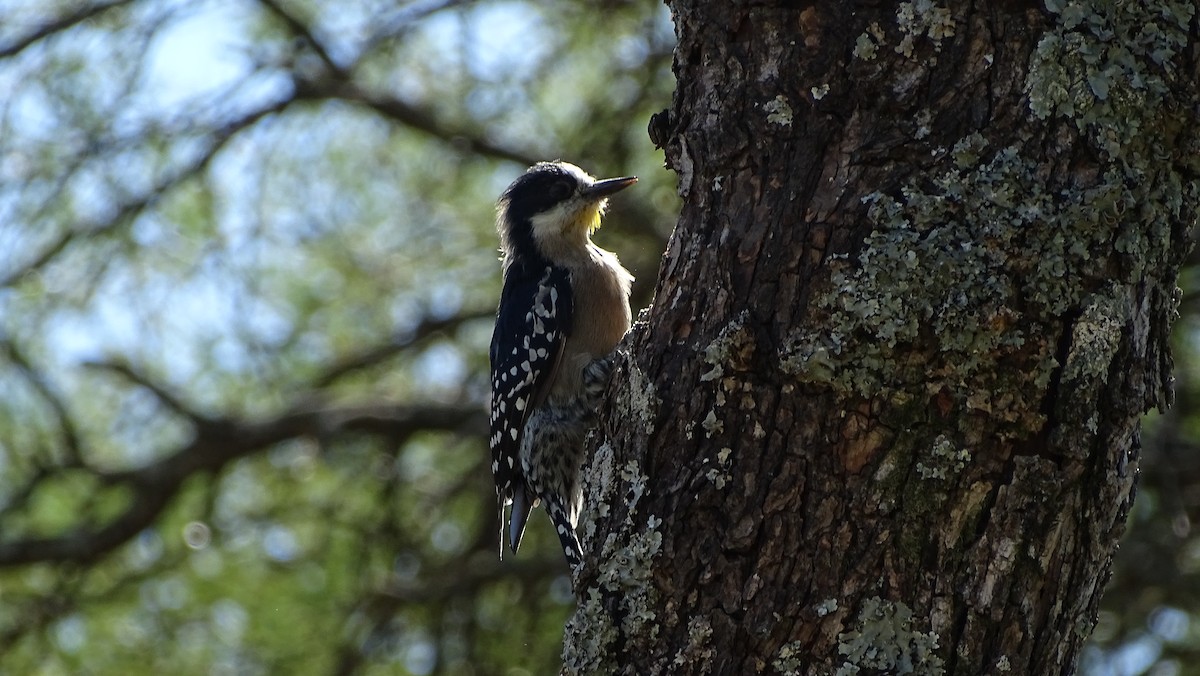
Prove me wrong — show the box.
[488,260,572,555]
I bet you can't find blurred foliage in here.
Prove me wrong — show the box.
[0,1,1195,675]
[0,0,674,673]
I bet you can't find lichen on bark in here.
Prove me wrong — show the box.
[782,0,1198,438]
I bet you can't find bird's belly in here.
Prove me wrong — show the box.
[570,280,631,357]
[549,254,632,399]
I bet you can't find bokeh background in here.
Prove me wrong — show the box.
[0,1,1192,674]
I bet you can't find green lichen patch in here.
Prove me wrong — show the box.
[671,616,714,669]
[1027,0,1195,158]
[701,409,724,438]
[702,446,733,489]
[853,22,886,61]
[623,360,661,435]
[774,640,807,675]
[817,598,841,617]
[779,106,1194,436]
[563,459,664,675]
[765,95,794,127]
[579,441,617,546]
[700,312,753,383]
[894,1,956,58]
[1062,288,1126,385]
[783,0,1197,437]
[835,597,944,675]
[782,139,1069,428]
[564,589,619,676]
[1048,286,1137,455]
[916,434,970,480]
[596,515,663,637]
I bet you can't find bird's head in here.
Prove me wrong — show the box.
[497,161,637,259]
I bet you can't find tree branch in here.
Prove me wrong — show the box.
[293,77,540,166]
[0,338,84,464]
[255,0,342,74]
[355,0,468,59]
[0,97,292,288]
[312,310,493,388]
[0,0,135,58]
[0,401,486,567]
[374,555,560,604]
[82,358,212,426]
[327,549,560,675]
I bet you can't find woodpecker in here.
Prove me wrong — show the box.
[489,161,636,567]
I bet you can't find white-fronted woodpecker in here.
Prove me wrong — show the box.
[489,161,636,567]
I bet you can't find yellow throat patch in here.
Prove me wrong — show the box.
[573,203,604,235]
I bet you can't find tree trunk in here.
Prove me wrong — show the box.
[563,1,1199,674]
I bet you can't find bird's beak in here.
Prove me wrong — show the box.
[583,176,638,201]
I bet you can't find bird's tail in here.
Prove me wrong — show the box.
[547,498,582,568]
[506,483,534,557]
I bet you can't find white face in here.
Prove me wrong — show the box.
[528,163,605,244]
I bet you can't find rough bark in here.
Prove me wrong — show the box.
[564,2,1199,675]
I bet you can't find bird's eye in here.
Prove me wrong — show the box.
[548,180,574,202]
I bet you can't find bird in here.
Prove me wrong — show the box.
[488,160,636,567]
